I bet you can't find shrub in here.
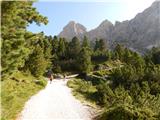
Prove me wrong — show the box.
[34,79,47,87]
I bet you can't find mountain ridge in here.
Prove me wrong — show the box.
[58,1,160,52]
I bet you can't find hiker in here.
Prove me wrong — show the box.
[47,69,53,84]
[49,74,53,84]
[63,74,66,81]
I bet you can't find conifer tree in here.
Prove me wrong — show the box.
[113,44,125,61]
[151,47,160,64]
[99,39,107,51]
[51,36,59,55]
[82,36,90,48]
[25,45,48,77]
[94,39,100,51]
[77,48,91,73]
[94,39,107,52]
[1,1,48,77]
[68,36,81,59]
[58,38,66,59]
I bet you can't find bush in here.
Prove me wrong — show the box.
[67,79,97,103]
[1,71,47,120]
[34,79,47,87]
[96,105,135,120]
[93,70,110,77]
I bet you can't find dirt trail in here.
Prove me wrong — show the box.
[18,79,95,120]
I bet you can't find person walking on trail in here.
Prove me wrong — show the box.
[63,74,66,81]
[49,74,53,84]
[47,69,53,84]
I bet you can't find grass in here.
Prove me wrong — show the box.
[66,60,122,111]
[103,60,123,68]
[1,71,47,120]
[67,79,98,108]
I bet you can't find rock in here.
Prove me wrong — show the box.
[58,1,160,53]
[58,21,87,40]
[53,73,64,79]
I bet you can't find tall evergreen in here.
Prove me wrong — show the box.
[51,36,59,55]
[151,47,160,64]
[82,36,90,48]
[1,1,48,77]
[68,36,81,59]
[94,39,107,52]
[77,48,91,73]
[58,38,67,59]
[113,44,125,61]
[99,39,107,51]
[24,45,48,77]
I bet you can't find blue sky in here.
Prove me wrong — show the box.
[27,0,155,36]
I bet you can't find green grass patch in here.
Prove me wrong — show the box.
[67,79,98,108]
[1,71,47,120]
[103,60,123,68]
[91,60,123,77]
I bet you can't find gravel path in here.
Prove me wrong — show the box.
[17,79,95,120]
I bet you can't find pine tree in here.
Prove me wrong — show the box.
[77,48,91,73]
[25,45,48,77]
[151,47,160,64]
[1,1,48,77]
[43,36,52,68]
[82,36,90,48]
[52,36,59,54]
[68,36,81,59]
[99,39,107,51]
[113,44,125,61]
[94,39,107,52]
[58,38,66,59]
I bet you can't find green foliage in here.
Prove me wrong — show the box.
[113,44,145,68]
[94,39,107,52]
[3,2,159,120]
[113,44,125,60]
[57,38,67,59]
[51,36,59,54]
[146,47,160,64]
[1,1,48,77]
[93,70,110,77]
[68,36,81,59]
[1,71,47,120]
[1,1,49,120]
[91,50,110,64]
[110,65,143,87]
[67,79,97,95]
[24,45,48,77]
[68,46,160,120]
[91,39,110,65]
[77,48,92,73]
[22,32,52,77]
[34,79,47,87]
[82,36,90,48]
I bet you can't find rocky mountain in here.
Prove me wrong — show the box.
[59,21,87,40]
[86,20,114,43]
[111,1,160,52]
[58,1,160,52]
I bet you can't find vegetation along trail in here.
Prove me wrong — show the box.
[17,78,95,120]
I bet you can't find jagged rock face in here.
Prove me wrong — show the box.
[112,1,160,52]
[58,21,87,40]
[58,1,160,52]
[86,20,114,42]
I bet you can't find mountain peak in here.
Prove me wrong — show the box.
[152,0,160,5]
[68,21,76,25]
[58,1,159,52]
[99,19,113,27]
[58,21,86,40]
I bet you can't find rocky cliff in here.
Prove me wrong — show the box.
[58,1,160,52]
